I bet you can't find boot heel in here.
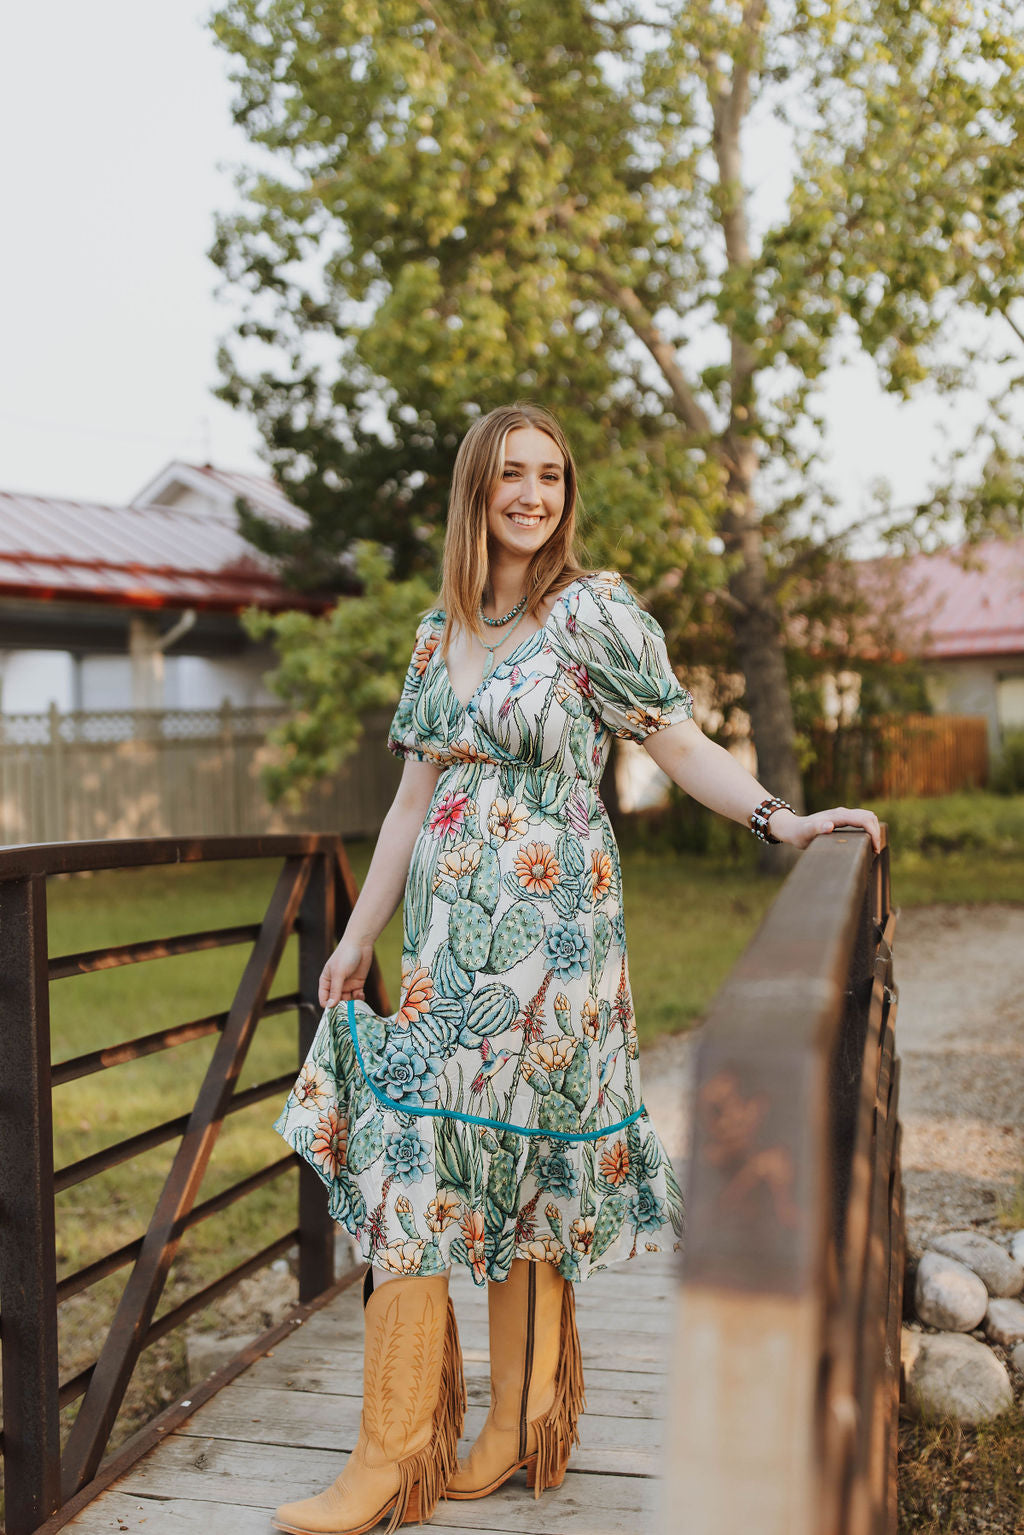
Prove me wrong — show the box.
[401,1482,422,1523]
[526,1456,566,1491]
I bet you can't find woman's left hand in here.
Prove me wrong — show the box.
[771,807,882,854]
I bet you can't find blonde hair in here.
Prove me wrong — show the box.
[437,403,594,657]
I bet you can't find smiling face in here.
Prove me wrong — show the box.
[485,425,566,559]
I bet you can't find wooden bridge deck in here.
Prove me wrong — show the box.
[59,1253,677,1535]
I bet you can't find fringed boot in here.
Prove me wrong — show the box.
[273,1268,466,1534]
[446,1257,585,1501]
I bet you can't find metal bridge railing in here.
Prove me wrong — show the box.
[0,834,386,1535]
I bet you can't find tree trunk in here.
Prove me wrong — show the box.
[722,466,805,870]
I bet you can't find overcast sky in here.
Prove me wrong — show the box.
[0,3,1005,531]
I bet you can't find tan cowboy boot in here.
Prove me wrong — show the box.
[274,1269,466,1535]
[446,1258,585,1501]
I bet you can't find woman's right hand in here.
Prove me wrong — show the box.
[319,934,374,1007]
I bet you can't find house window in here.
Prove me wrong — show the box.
[996,675,1024,737]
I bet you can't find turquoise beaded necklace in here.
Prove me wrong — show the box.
[476,592,529,680]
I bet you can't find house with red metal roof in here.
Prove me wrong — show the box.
[0,462,334,715]
[888,537,1024,763]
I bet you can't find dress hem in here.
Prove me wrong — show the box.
[347,999,646,1142]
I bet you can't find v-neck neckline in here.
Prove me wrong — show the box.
[433,577,583,716]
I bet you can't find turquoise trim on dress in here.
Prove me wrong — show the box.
[346,999,646,1142]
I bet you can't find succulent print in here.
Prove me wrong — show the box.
[275,571,693,1285]
[370,1032,442,1108]
[383,1128,433,1184]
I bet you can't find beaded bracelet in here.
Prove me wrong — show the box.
[750,796,793,844]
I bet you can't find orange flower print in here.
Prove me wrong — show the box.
[461,1208,487,1283]
[599,1140,630,1186]
[310,1106,347,1180]
[570,1216,595,1255]
[449,741,495,765]
[487,796,530,842]
[515,1234,566,1265]
[379,1239,426,1274]
[293,1063,330,1111]
[399,967,434,1024]
[623,704,671,738]
[581,998,600,1041]
[591,850,613,901]
[426,1192,461,1233]
[413,631,438,676]
[514,842,560,895]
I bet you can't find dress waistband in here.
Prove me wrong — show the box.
[436,759,600,790]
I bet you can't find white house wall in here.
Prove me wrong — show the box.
[0,649,75,712]
[0,648,278,714]
[924,658,1024,761]
[166,653,278,709]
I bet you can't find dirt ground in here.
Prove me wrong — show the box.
[642,902,1024,1256]
[889,904,1024,1255]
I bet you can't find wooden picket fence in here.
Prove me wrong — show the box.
[808,714,989,803]
[0,703,399,846]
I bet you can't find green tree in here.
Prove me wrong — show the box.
[210,0,1024,809]
[243,541,437,803]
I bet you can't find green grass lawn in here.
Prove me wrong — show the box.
[10,818,1021,1473]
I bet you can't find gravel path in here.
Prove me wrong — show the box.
[892,904,1024,1255]
[642,903,1024,1257]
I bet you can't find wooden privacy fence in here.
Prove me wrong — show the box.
[0,834,387,1535]
[667,829,901,1535]
[808,714,988,801]
[0,705,399,846]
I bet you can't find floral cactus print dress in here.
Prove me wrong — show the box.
[275,569,694,1285]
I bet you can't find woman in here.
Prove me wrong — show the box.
[272,403,881,1535]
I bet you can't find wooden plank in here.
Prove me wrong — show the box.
[237,1353,664,1399]
[99,1439,659,1530]
[243,1329,671,1377]
[60,1481,656,1535]
[170,1381,665,1448]
[663,1286,825,1535]
[168,1398,662,1477]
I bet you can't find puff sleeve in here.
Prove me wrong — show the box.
[548,572,693,743]
[386,610,442,761]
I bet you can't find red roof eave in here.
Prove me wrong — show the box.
[0,551,333,615]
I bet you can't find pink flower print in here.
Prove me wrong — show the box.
[565,661,593,698]
[564,787,590,837]
[429,789,470,838]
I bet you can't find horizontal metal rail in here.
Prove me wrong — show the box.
[52,1072,297,1194]
[49,922,264,980]
[54,1156,295,1304]
[51,992,303,1086]
[55,1230,301,1412]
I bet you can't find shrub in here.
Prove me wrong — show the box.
[865,792,1024,855]
[991,729,1024,795]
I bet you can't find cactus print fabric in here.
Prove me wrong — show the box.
[275,570,693,1285]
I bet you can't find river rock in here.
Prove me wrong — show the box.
[1010,1231,1024,1266]
[915,1250,989,1331]
[930,1231,1024,1297]
[901,1330,1014,1425]
[983,1297,1024,1347]
[1011,1342,1024,1378]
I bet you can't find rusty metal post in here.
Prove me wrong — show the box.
[0,873,62,1534]
[296,849,336,1302]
